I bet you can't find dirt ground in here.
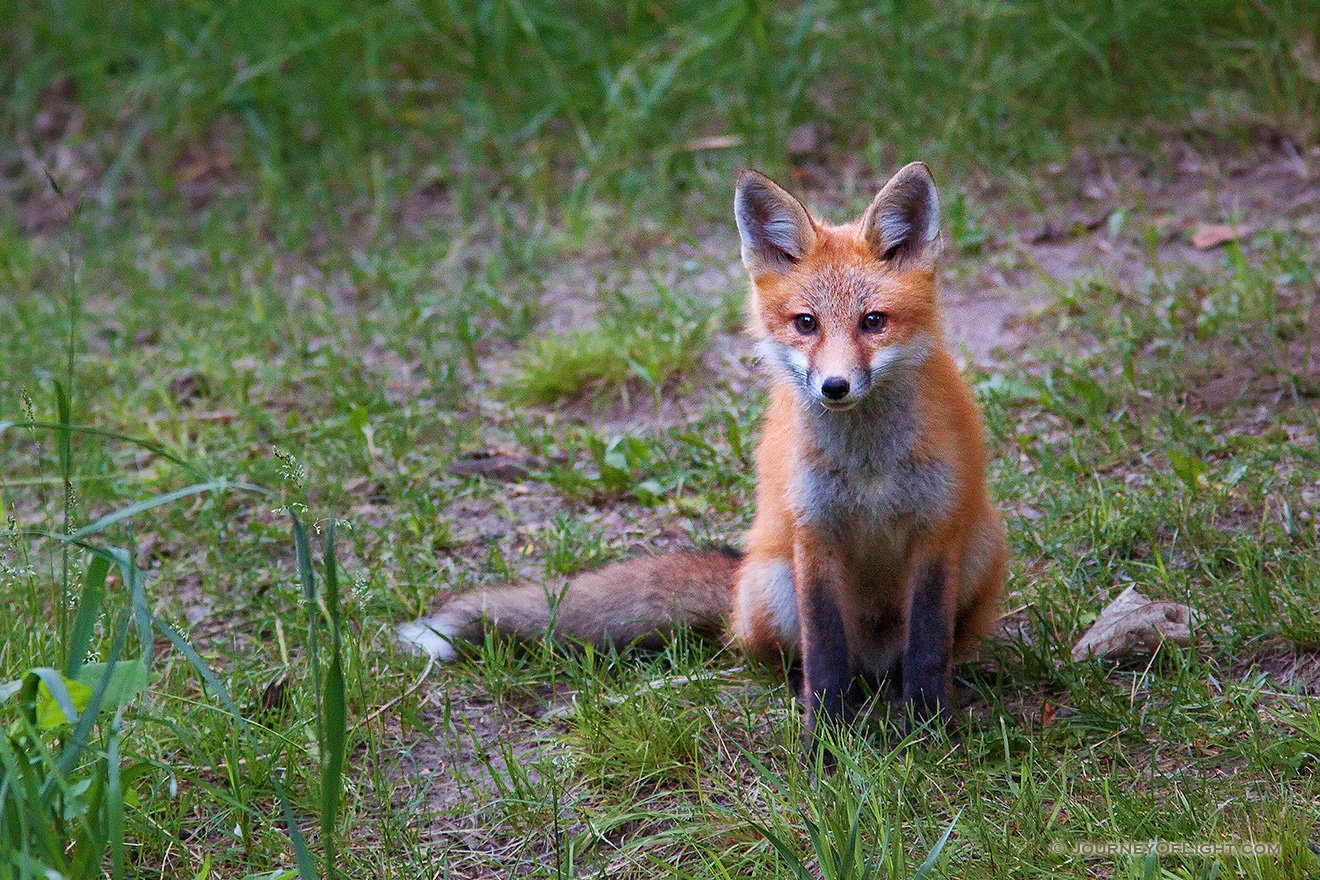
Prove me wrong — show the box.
[945,142,1320,366]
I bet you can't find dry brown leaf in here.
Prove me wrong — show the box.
[345,476,389,505]
[1071,585,1198,662]
[1190,223,1245,250]
[447,449,534,482]
[682,134,743,151]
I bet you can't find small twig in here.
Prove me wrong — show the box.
[363,654,436,726]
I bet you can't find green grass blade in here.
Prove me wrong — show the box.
[63,554,109,678]
[53,381,71,479]
[0,734,39,870]
[106,706,126,880]
[911,809,961,880]
[733,740,796,802]
[49,543,154,665]
[23,484,266,550]
[838,792,867,880]
[48,621,129,791]
[0,420,214,481]
[60,479,261,542]
[54,379,74,645]
[745,818,818,880]
[121,548,153,665]
[321,520,346,880]
[290,513,322,717]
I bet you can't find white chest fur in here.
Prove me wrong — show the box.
[787,385,952,547]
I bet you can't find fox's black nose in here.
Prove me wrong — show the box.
[821,377,850,400]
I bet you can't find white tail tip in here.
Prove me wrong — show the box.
[397,616,461,662]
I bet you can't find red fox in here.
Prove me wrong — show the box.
[399,162,1007,739]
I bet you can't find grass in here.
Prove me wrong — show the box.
[4,182,1318,878]
[503,279,736,408]
[4,0,1318,225]
[3,2,1320,878]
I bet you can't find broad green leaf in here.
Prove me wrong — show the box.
[1167,448,1208,490]
[74,661,151,712]
[34,673,92,730]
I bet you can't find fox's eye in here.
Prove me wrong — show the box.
[793,314,817,334]
[861,311,888,332]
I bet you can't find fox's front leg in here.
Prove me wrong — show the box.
[901,556,956,727]
[794,535,852,743]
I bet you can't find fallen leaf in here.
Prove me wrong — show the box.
[683,134,742,151]
[1191,223,1245,250]
[1029,223,1066,245]
[447,450,533,482]
[346,476,389,505]
[168,371,210,405]
[1071,585,1198,662]
[256,674,293,717]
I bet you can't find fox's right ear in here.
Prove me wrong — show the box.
[734,171,817,276]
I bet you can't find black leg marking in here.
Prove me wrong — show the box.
[901,560,952,726]
[800,583,851,740]
[785,658,804,700]
[883,653,903,698]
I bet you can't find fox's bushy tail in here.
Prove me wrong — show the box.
[397,549,743,660]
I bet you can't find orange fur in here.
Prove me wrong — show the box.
[730,163,1006,733]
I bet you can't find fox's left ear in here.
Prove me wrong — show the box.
[860,162,941,270]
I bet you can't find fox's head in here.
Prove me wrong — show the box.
[734,162,943,411]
